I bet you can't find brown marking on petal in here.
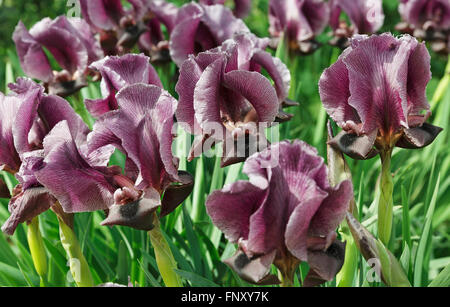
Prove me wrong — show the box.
[396,123,443,149]
[224,249,280,285]
[160,171,194,217]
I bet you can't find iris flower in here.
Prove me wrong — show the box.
[13,16,104,97]
[0,78,105,235]
[80,0,178,58]
[206,140,353,286]
[329,0,384,48]
[84,53,162,117]
[169,2,251,66]
[319,33,442,244]
[199,0,252,18]
[397,0,450,54]
[84,82,193,230]
[268,0,329,54]
[138,0,178,63]
[176,33,293,166]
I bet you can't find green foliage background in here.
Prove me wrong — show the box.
[0,0,448,287]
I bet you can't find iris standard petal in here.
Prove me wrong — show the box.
[12,22,53,82]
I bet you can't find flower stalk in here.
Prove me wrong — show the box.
[54,202,94,287]
[148,213,182,287]
[378,148,394,246]
[27,216,48,286]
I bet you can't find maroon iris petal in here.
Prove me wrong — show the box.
[169,2,250,66]
[319,34,441,155]
[86,54,162,117]
[176,33,289,164]
[35,121,119,213]
[206,140,353,285]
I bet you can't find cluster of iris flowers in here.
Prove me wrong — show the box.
[0,0,447,287]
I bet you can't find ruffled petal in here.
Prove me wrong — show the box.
[343,34,417,134]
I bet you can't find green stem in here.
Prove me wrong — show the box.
[337,220,358,287]
[57,216,94,287]
[148,215,182,287]
[278,270,295,287]
[27,216,48,286]
[378,149,394,246]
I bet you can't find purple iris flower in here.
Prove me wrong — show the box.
[175,33,293,166]
[397,0,450,54]
[13,16,104,97]
[268,0,330,53]
[84,53,162,117]
[319,34,443,160]
[137,0,178,63]
[206,140,353,286]
[0,78,115,235]
[169,2,251,67]
[85,81,194,230]
[199,0,252,18]
[329,0,384,48]
[80,0,178,59]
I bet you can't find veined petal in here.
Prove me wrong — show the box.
[344,34,416,134]
[35,121,117,213]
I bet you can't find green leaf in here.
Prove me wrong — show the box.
[414,174,440,287]
[174,269,219,287]
[428,264,450,287]
[117,240,129,285]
